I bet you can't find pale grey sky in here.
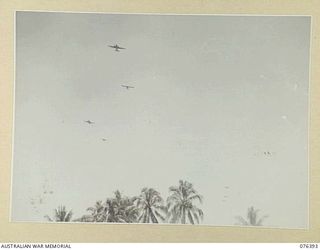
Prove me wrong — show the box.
[12,12,310,228]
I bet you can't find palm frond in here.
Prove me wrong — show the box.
[235,216,249,226]
[187,210,195,224]
[44,215,53,222]
[256,215,269,226]
[188,194,203,203]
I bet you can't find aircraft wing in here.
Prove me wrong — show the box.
[122,85,134,88]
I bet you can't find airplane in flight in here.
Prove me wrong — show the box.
[108,44,126,52]
[84,120,94,124]
[121,85,134,90]
[102,138,107,142]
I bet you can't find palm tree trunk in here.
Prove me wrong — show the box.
[182,207,186,224]
[149,207,158,223]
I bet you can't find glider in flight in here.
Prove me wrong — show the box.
[84,120,94,124]
[108,44,126,52]
[121,85,134,90]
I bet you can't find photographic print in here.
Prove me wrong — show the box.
[11,11,311,229]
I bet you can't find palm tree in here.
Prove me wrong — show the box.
[235,206,268,226]
[45,205,73,222]
[167,180,203,224]
[86,200,106,222]
[104,190,137,223]
[134,187,167,223]
[85,191,138,223]
[113,190,139,223]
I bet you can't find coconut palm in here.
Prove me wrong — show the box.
[113,190,139,223]
[235,206,268,226]
[167,180,203,224]
[134,187,167,223]
[85,191,138,223]
[86,200,106,222]
[104,190,138,223]
[45,205,73,222]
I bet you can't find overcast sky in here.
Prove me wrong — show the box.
[12,12,311,228]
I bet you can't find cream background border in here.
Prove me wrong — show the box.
[0,0,319,242]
